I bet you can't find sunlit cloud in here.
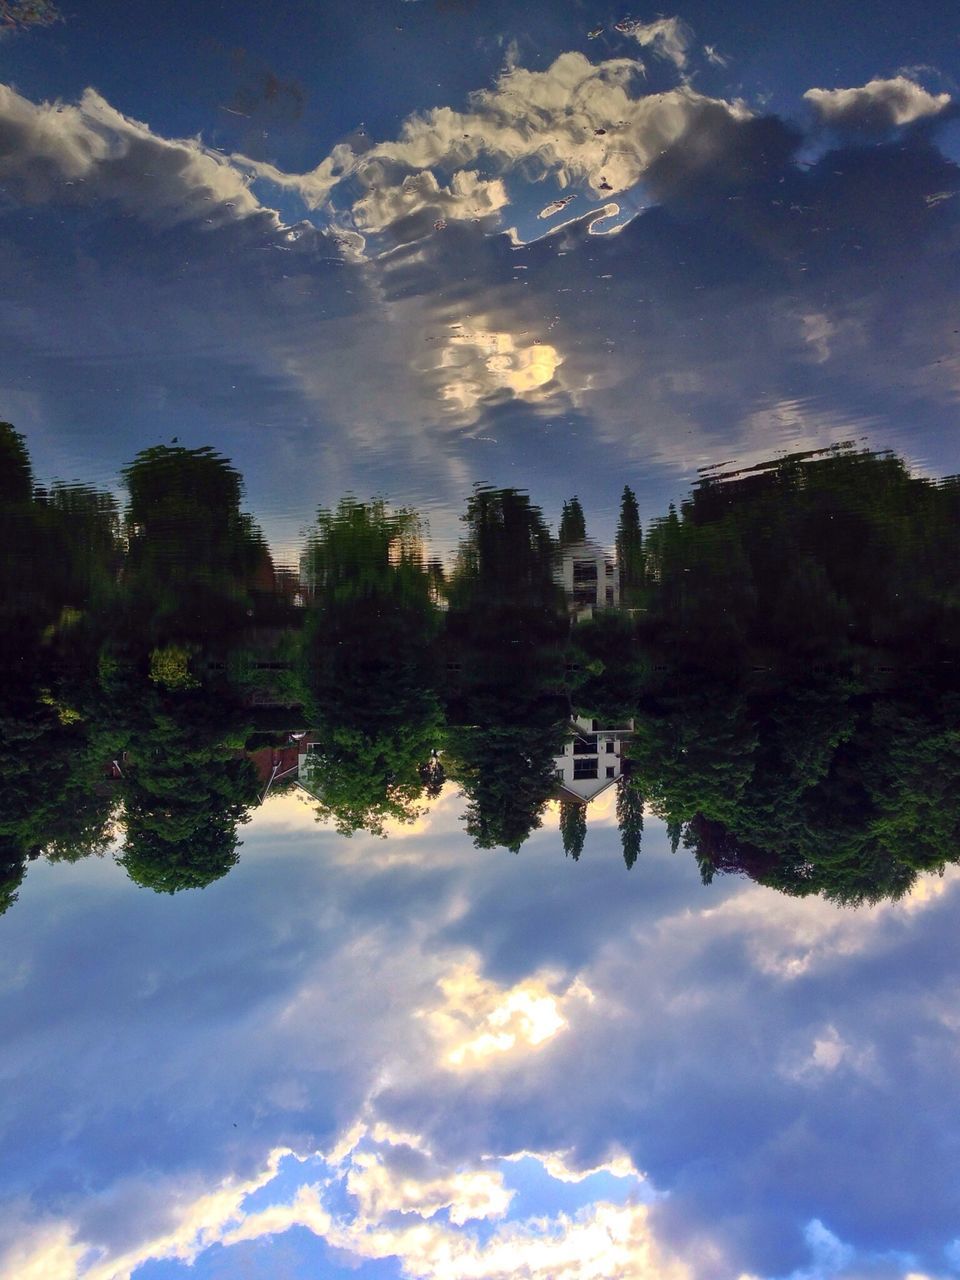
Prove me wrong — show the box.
[420,961,593,1069]
[804,76,950,130]
[231,50,752,235]
[438,323,563,412]
[351,167,510,235]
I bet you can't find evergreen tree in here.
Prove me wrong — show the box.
[559,798,587,860]
[616,773,644,869]
[615,485,644,607]
[558,496,586,548]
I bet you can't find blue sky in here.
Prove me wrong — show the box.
[1,788,959,1279]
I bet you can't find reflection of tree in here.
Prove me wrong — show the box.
[119,445,266,646]
[615,485,644,608]
[2,422,959,912]
[111,671,259,893]
[558,496,586,548]
[641,447,960,660]
[300,500,443,835]
[445,489,568,852]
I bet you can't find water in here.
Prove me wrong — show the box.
[2,4,960,1278]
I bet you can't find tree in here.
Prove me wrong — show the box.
[119,445,263,644]
[615,486,644,607]
[559,496,586,548]
[0,422,33,503]
[559,799,587,860]
[616,773,644,869]
[300,499,443,835]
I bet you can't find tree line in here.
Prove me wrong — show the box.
[2,420,959,914]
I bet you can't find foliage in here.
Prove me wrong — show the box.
[559,799,587,860]
[149,644,200,690]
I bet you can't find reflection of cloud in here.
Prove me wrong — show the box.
[235,50,751,223]
[615,17,692,72]
[0,84,275,229]
[422,961,592,1068]
[804,76,950,130]
[352,166,509,233]
[439,324,563,412]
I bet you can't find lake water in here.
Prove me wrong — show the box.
[2,4,960,1279]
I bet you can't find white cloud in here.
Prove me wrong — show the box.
[351,167,510,234]
[779,1024,878,1084]
[703,45,730,69]
[615,17,693,72]
[232,50,751,230]
[0,84,277,229]
[420,961,593,1069]
[804,76,950,129]
[436,322,564,413]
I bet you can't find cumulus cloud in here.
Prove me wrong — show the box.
[234,50,751,232]
[0,84,278,229]
[351,167,509,235]
[421,960,593,1069]
[3,810,960,1280]
[804,76,951,131]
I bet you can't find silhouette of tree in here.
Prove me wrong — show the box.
[615,485,644,607]
[559,496,586,548]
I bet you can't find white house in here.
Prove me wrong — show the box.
[553,715,633,804]
[553,539,619,619]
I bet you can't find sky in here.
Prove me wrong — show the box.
[2,789,960,1280]
[1,0,959,560]
[4,3,960,1277]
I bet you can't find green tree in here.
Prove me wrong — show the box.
[559,799,587,860]
[300,499,443,835]
[616,773,644,869]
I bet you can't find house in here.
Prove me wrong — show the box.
[553,715,633,804]
[553,539,619,619]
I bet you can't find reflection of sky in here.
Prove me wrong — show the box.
[2,1,960,559]
[2,789,960,1279]
[4,5,960,1277]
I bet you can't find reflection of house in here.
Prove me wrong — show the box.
[553,716,633,803]
[554,539,618,619]
[247,734,311,802]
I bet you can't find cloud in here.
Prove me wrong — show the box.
[351,167,509,235]
[420,960,593,1069]
[4,813,960,1279]
[0,84,278,230]
[804,76,951,131]
[234,50,751,231]
[614,17,693,72]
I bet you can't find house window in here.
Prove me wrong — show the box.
[605,740,615,753]
[573,734,598,755]
[606,766,615,778]
[573,759,598,780]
